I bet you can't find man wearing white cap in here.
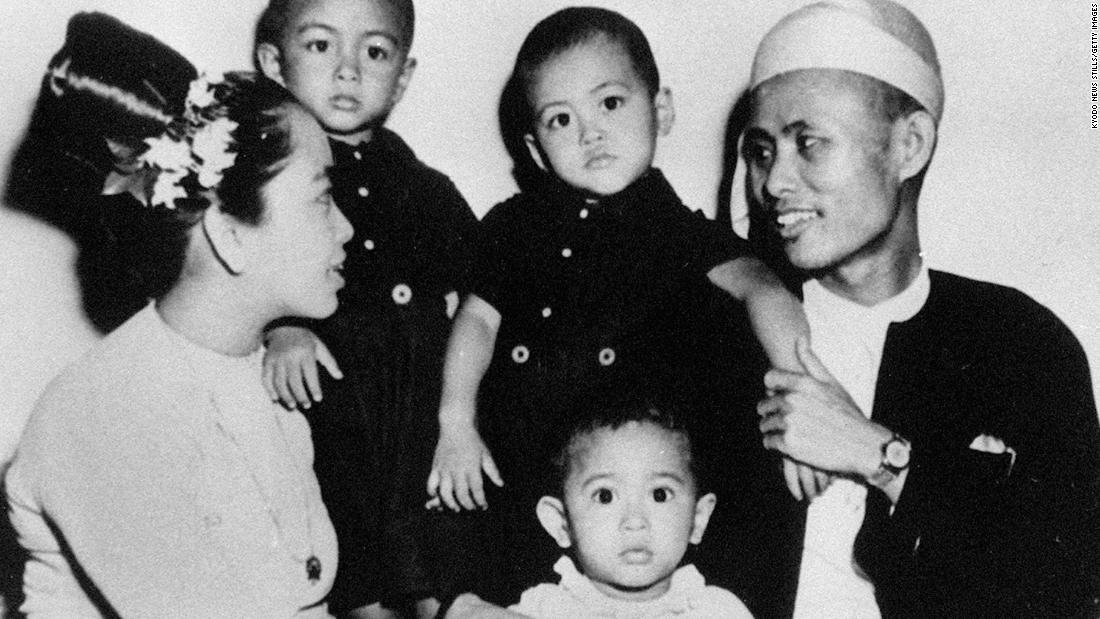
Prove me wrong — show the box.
[744,0,1100,616]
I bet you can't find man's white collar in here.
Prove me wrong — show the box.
[803,264,930,327]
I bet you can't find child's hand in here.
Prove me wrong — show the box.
[262,326,343,410]
[782,458,833,501]
[426,423,503,511]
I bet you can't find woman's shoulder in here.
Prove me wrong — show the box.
[25,307,195,442]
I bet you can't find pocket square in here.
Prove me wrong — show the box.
[969,434,1017,475]
[969,434,1006,453]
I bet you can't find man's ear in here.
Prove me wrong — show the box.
[892,109,936,183]
[689,492,717,545]
[389,56,418,107]
[201,205,248,275]
[524,134,549,172]
[256,43,286,86]
[654,87,675,137]
[536,496,572,549]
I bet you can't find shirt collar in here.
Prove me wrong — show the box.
[141,303,271,422]
[328,137,364,164]
[552,555,707,616]
[538,168,681,217]
[328,128,403,167]
[803,262,930,329]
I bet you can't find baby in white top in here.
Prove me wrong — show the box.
[510,397,752,618]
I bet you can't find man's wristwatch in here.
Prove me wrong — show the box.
[869,432,911,487]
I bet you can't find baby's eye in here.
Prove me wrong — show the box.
[305,40,330,54]
[546,112,571,130]
[593,488,614,504]
[601,96,624,111]
[652,487,673,503]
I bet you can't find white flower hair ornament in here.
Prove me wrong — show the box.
[102,73,238,210]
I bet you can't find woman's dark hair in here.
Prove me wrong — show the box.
[213,74,299,227]
[499,7,659,190]
[7,13,301,331]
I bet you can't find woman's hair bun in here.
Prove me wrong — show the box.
[7,12,198,224]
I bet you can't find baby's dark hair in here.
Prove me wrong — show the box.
[254,0,415,61]
[9,13,302,328]
[547,394,703,499]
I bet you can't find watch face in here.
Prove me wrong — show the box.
[885,439,911,468]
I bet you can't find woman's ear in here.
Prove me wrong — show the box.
[892,109,936,183]
[524,134,549,173]
[256,43,286,86]
[689,492,717,545]
[654,87,675,137]
[536,496,573,549]
[201,205,247,275]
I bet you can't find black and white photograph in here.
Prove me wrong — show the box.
[0,1,1097,617]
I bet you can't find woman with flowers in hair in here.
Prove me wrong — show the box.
[4,12,353,617]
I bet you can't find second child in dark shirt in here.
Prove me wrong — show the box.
[426,7,809,607]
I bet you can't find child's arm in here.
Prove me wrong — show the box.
[427,294,505,512]
[707,256,831,500]
[706,256,805,371]
[262,326,343,410]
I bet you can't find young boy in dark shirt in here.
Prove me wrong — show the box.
[426,7,808,605]
[254,0,477,616]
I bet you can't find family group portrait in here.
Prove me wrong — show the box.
[0,0,1097,617]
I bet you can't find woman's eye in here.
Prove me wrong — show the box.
[602,96,624,111]
[653,487,672,503]
[547,113,571,130]
[594,488,613,504]
[306,40,330,53]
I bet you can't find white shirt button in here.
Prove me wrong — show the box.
[598,347,616,366]
[561,248,572,258]
[511,345,530,364]
[579,208,589,219]
[364,239,375,250]
[353,150,363,161]
[357,186,369,198]
[391,283,412,305]
[541,307,552,318]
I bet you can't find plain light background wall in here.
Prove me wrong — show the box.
[1,1,1098,468]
